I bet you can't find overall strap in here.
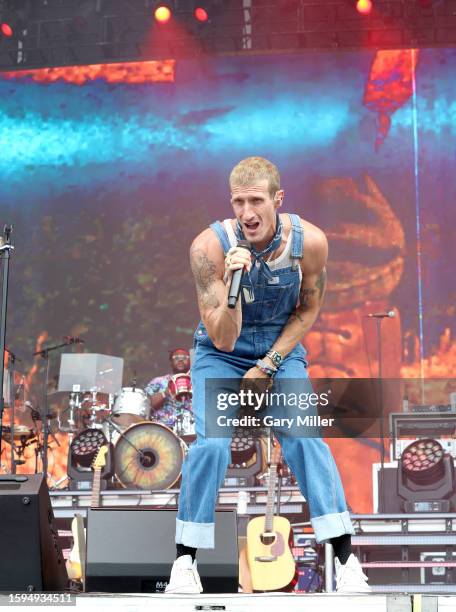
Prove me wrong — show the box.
[209,221,231,255]
[288,213,303,271]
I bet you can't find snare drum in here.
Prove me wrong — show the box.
[111,387,149,428]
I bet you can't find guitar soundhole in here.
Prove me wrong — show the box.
[260,533,276,546]
[139,449,157,469]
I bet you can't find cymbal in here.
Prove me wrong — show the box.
[2,425,36,444]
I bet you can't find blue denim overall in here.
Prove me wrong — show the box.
[176,214,354,548]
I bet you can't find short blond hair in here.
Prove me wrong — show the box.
[229,156,280,199]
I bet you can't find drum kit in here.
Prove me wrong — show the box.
[63,370,195,491]
[1,349,196,491]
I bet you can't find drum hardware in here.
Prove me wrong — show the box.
[33,336,85,476]
[57,392,82,433]
[172,408,195,438]
[81,389,110,430]
[104,415,149,461]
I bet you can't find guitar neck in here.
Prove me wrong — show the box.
[90,468,102,508]
[264,464,278,533]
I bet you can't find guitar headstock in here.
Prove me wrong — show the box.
[270,438,282,466]
[92,445,108,470]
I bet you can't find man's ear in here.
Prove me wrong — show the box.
[274,189,285,208]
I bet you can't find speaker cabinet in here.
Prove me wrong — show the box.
[85,508,238,593]
[0,474,68,591]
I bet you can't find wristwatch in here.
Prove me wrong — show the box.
[266,349,283,369]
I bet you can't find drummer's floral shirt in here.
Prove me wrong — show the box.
[145,374,192,429]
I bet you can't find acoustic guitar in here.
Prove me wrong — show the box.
[246,442,298,592]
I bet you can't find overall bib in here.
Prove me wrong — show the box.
[176,214,354,548]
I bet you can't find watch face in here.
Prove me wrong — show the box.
[269,351,282,367]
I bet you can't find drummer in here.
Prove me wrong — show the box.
[145,348,192,429]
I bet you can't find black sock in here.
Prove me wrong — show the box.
[330,534,352,565]
[176,543,197,561]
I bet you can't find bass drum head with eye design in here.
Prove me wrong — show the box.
[114,421,184,490]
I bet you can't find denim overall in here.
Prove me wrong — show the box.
[176,214,354,548]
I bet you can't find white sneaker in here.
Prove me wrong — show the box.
[335,553,372,593]
[192,559,203,593]
[164,555,203,594]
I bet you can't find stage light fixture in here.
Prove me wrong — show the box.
[194,7,209,22]
[356,0,373,14]
[154,5,172,23]
[401,438,444,485]
[1,22,13,37]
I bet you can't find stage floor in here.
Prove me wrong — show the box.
[5,593,454,612]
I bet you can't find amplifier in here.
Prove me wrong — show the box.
[85,508,238,593]
[0,474,68,592]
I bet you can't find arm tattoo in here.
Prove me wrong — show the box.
[190,248,220,309]
[299,287,317,309]
[288,268,327,324]
[316,268,327,301]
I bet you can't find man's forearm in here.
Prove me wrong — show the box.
[149,391,166,410]
[269,306,320,359]
[267,266,327,362]
[205,281,242,352]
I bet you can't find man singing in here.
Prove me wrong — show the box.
[165,157,370,594]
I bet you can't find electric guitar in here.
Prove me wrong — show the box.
[66,514,85,583]
[66,445,108,584]
[90,444,108,509]
[246,442,298,591]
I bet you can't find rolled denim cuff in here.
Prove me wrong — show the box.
[311,510,355,543]
[175,518,215,549]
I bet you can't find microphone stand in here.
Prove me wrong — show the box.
[33,338,78,476]
[0,225,14,464]
[367,314,388,512]
[376,316,386,513]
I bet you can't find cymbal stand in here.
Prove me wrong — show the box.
[33,338,75,476]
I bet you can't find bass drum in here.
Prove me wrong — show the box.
[114,421,185,490]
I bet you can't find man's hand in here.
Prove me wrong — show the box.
[240,365,273,408]
[224,246,252,280]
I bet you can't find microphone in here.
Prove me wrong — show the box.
[63,336,85,344]
[365,311,396,318]
[227,240,251,309]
